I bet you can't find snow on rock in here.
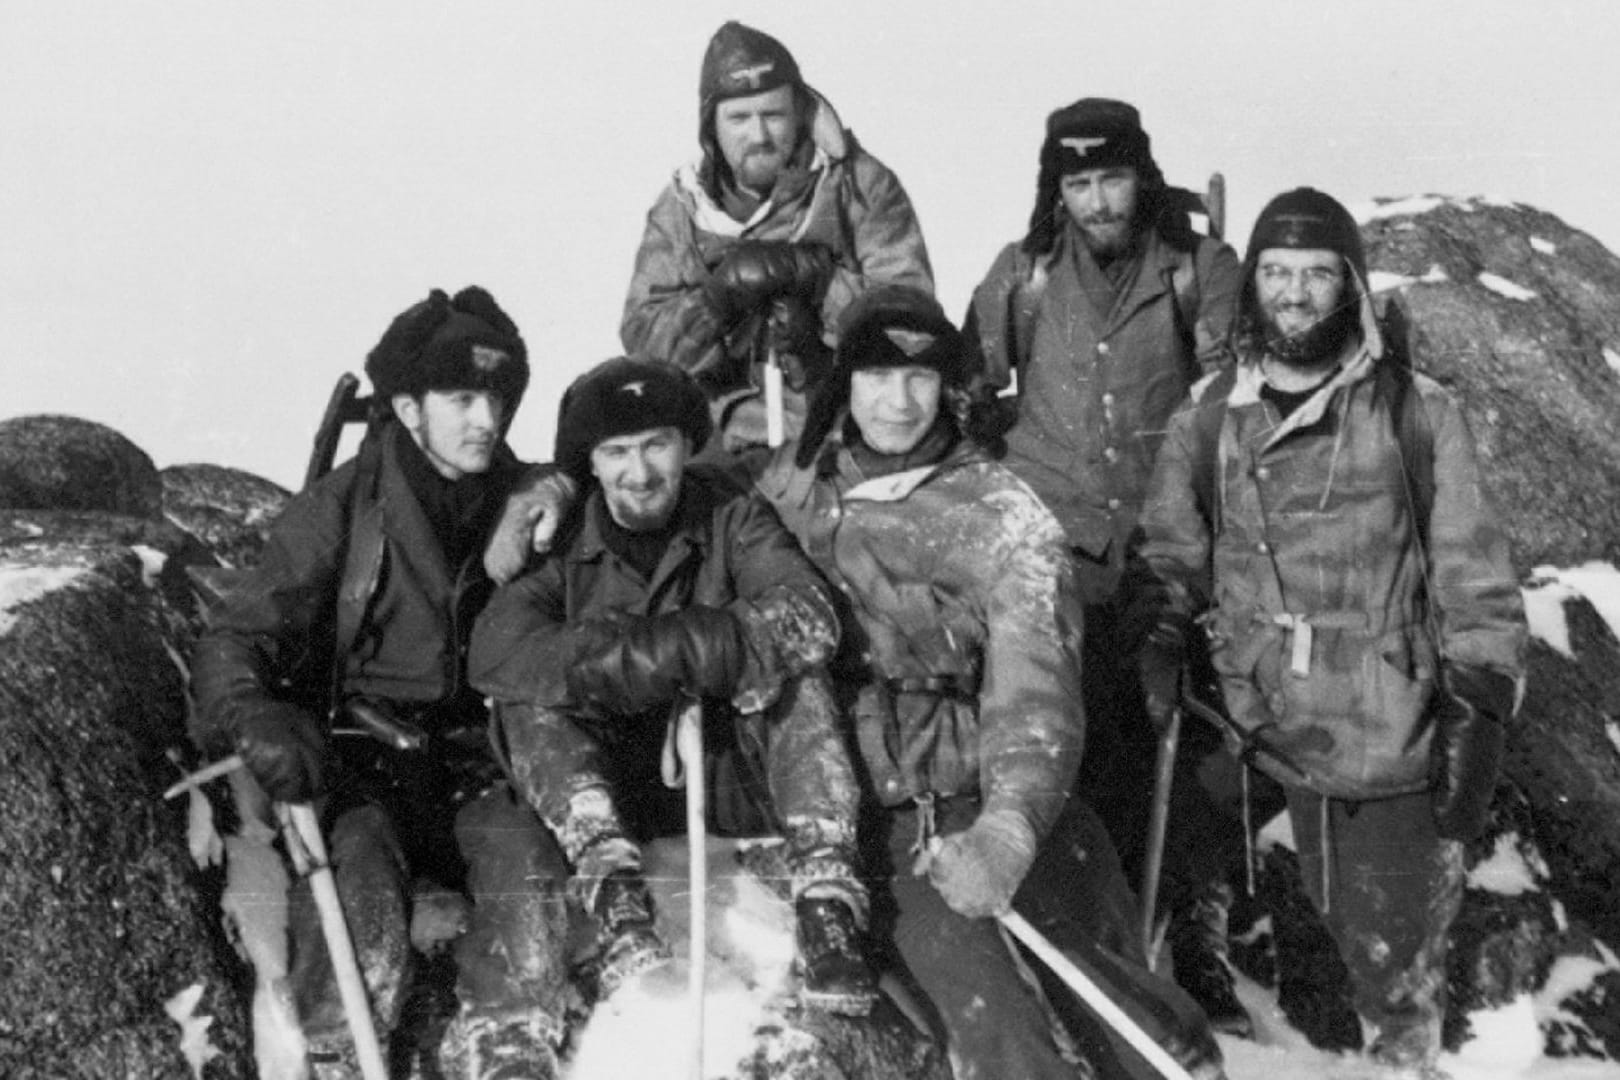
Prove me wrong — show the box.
[1523,563,1620,659]
[163,982,221,1079]
[1468,833,1549,897]
[1479,272,1540,301]
[1369,264,1451,293]
[1604,347,1620,376]
[1531,236,1559,256]
[0,562,86,634]
[1354,195,1449,222]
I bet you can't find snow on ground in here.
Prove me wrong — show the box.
[1468,833,1548,897]
[0,562,86,634]
[1531,236,1559,256]
[1479,272,1540,301]
[1523,562,1620,659]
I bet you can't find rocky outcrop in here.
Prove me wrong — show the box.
[0,414,164,518]
[161,464,289,570]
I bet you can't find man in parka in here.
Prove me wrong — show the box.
[621,19,933,457]
[755,285,1226,1080]
[963,96,1250,1030]
[1132,187,1527,1071]
[467,356,877,1016]
[191,287,566,1080]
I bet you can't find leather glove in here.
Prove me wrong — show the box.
[765,297,833,392]
[235,702,327,804]
[1430,664,1516,841]
[702,240,834,324]
[925,808,1039,918]
[1137,616,1188,738]
[566,607,746,716]
[483,469,579,584]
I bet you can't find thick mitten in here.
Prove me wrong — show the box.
[926,808,1039,918]
[1430,664,1516,841]
[1137,626,1186,738]
[566,607,746,715]
[703,241,833,324]
[483,469,578,584]
[766,297,834,392]
[236,702,328,804]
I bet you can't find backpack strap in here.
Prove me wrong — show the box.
[328,429,389,713]
[1190,366,1238,531]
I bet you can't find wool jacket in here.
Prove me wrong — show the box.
[1135,294,1527,800]
[621,90,933,440]
[966,221,1242,563]
[756,437,1086,841]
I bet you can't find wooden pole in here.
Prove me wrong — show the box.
[675,699,707,1080]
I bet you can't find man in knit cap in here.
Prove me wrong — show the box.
[469,357,878,1016]
[192,287,567,1079]
[621,20,933,458]
[963,98,1251,1031]
[1132,187,1526,1071]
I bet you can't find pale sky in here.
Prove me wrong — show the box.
[7,1,1619,491]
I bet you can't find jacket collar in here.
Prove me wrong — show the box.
[569,471,718,567]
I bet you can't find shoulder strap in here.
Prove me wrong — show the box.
[328,430,389,711]
[1008,259,1049,378]
[1190,366,1238,530]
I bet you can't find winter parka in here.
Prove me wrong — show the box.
[467,468,839,720]
[1135,296,1526,801]
[966,221,1242,565]
[191,425,531,752]
[755,437,1086,841]
[621,90,933,437]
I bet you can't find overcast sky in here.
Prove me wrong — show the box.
[7,1,1619,490]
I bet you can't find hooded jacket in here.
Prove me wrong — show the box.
[621,90,933,436]
[756,436,1086,842]
[966,219,1242,567]
[1134,270,1526,799]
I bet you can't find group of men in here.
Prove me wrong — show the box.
[191,18,1527,1080]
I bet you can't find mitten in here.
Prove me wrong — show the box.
[765,297,833,392]
[235,702,328,804]
[925,808,1039,918]
[1430,664,1516,841]
[703,241,833,324]
[1137,616,1188,737]
[567,607,746,715]
[483,469,579,584]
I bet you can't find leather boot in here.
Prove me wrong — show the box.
[589,869,671,1000]
[1169,882,1255,1038]
[794,897,878,1016]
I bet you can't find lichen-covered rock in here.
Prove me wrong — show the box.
[0,511,250,1078]
[161,463,290,570]
[0,414,163,518]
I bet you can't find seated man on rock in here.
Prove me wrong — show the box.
[191,286,567,1080]
[467,356,877,1016]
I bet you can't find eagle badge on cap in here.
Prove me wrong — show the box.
[728,60,775,90]
[1060,136,1109,157]
[618,381,647,397]
[471,345,509,371]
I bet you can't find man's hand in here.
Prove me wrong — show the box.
[703,241,833,324]
[484,471,579,584]
[566,607,746,715]
[1138,619,1187,737]
[766,297,833,392]
[1431,664,1517,840]
[235,702,327,804]
[924,808,1038,918]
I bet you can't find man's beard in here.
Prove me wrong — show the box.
[733,142,790,194]
[1077,215,1135,260]
[1260,299,1359,371]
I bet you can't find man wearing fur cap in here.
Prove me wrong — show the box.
[1132,187,1527,1070]
[621,19,934,457]
[963,97,1251,1031]
[469,357,878,1016]
[191,287,568,1078]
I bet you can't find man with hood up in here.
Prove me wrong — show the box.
[621,20,934,457]
[191,287,566,1079]
[1131,187,1527,1071]
[963,96,1249,1032]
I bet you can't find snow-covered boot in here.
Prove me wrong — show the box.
[794,896,877,1015]
[1169,881,1254,1038]
[590,869,671,999]
[457,1008,562,1080]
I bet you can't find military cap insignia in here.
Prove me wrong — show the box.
[470,345,509,371]
[728,60,775,90]
[1060,136,1110,157]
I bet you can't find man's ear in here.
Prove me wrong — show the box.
[391,393,422,431]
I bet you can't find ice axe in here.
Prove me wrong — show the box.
[999,911,1199,1080]
[662,696,708,1080]
[1139,689,1183,970]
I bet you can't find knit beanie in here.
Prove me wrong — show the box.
[554,357,712,482]
[364,286,530,418]
[795,285,964,468]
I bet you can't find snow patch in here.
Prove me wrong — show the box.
[0,563,87,634]
[1478,272,1539,301]
[1530,236,1558,256]
[1355,195,1447,222]
[1256,810,1295,852]
[1604,347,1620,376]
[1607,720,1620,757]
[1368,265,1451,293]
[1450,994,1544,1078]
[1524,562,1620,658]
[131,543,167,587]
[164,982,221,1079]
[1466,833,1543,896]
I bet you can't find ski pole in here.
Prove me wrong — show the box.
[764,344,786,448]
[674,697,707,1080]
[281,804,390,1080]
[998,911,1198,1080]
[1140,700,1182,969]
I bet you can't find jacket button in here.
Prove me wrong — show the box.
[1255,466,1271,480]
[1097,342,1111,356]
[1101,392,1115,406]
[1104,447,1118,463]
[1257,541,1270,554]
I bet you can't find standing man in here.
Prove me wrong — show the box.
[468,357,877,1016]
[1133,188,1527,1072]
[622,20,933,456]
[191,287,566,1080]
[963,96,1249,1028]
